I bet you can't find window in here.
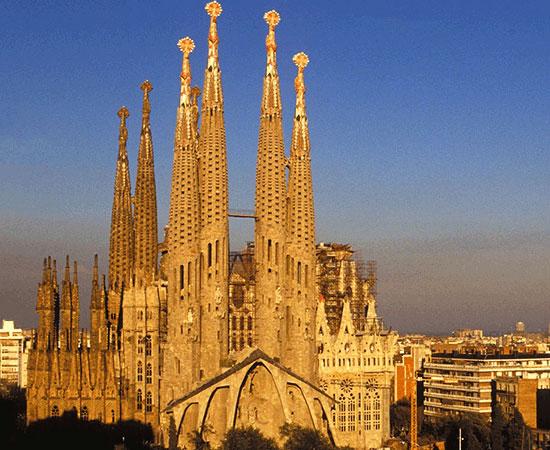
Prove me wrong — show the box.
[232,316,237,331]
[111,410,115,423]
[347,394,356,431]
[240,317,244,331]
[373,393,381,430]
[247,316,253,330]
[138,310,144,321]
[146,363,152,384]
[180,265,184,290]
[137,360,143,382]
[338,394,346,431]
[146,392,153,412]
[51,405,59,417]
[80,406,88,421]
[137,389,143,410]
[145,336,152,356]
[297,262,302,284]
[208,243,212,267]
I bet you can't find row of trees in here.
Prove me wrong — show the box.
[390,398,533,450]
[186,424,352,450]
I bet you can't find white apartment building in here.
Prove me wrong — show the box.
[0,320,30,388]
[423,353,550,419]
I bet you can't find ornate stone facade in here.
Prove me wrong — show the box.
[27,2,336,447]
[317,280,398,449]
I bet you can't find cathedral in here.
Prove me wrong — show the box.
[26,3,396,449]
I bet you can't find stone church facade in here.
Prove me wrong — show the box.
[26,2,396,448]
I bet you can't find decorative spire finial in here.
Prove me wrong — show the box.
[264,10,280,74]
[117,107,129,153]
[293,52,309,115]
[177,37,195,106]
[205,2,222,68]
[140,80,152,122]
[205,1,222,18]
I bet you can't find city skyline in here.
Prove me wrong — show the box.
[2,0,550,334]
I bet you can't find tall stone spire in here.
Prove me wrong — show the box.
[60,255,73,351]
[197,1,229,380]
[285,53,317,381]
[108,107,134,291]
[36,257,56,351]
[134,81,159,287]
[254,10,287,359]
[164,37,202,396]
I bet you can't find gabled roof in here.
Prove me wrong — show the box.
[164,347,333,412]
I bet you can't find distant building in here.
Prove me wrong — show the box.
[394,344,431,402]
[454,329,483,339]
[516,321,526,335]
[0,320,30,389]
[423,353,550,419]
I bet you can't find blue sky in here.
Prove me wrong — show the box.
[1,0,549,333]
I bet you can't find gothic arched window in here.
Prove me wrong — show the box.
[145,336,152,356]
[146,363,152,384]
[80,406,88,421]
[136,389,143,410]
[146,391,153,412]
[347,393,356,432]
[338,394,347,432]
[51,405,59,417]
[137,360,143,382]
[364,392,372,431]
[247,316,253,330]
[240,316,244,331]
[373,392,381,430]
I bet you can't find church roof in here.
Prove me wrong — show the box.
[164,347,333,412]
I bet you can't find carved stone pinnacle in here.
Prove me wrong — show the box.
[140,80,153,92]
[264,10,280,28]
[205,1,222,18]
[178,37,195,54]
[117,106,129,120]
[293,52,309,69]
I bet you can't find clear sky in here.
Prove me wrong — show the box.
[1,0,549,334]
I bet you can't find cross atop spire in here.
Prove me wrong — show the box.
[264,10,280,75]
[205,1,222,69]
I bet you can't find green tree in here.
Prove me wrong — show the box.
[390,398,410,439]
[219,427,278,450]
[504,408,530,450]
[280,423,334,450]
[168,415,179,450]
[491,404,506,450]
